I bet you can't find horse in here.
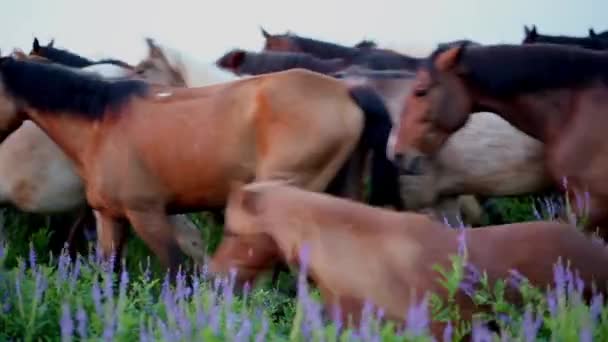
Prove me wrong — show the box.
[589,28,608,40]
[30,37,134,69]
[391,42,608,239]
[133,38,239,87]
[209,180,608,338]
[353,39,377,49]
[334,66,550,226]
[216,49,347,76]
[522,25,608,50]
[0,56,398,278]
[135,39,403,211]
[1,50,206,262]
[259,27,421,71]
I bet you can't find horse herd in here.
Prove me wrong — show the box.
[1,24,608,336]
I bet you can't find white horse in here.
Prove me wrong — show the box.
[134,38,241,87]
[0,51,206,263]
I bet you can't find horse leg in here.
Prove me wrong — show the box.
[66,206,96,258]
[125,209,189,281]
[94,210,127,273]
[457,195,484,227]
[169,214,207,265]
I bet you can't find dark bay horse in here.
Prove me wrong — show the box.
[0,57,397,277]
[259,27,421,71]
[210,180,608,337]
[30,38,134,69]
[522,25,608,50]
[391,42,608,239]
[216,49,347,76]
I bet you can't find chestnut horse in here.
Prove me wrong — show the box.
[0,57,397,277]
[259,27,422,71]
[216,49,347,76]
[337,67,550,226]
[522,25,608,50]
[2,50,206,261]
[391,42,608,239]
[209,180,608,337]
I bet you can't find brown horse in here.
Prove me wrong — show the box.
[0,56,397,277]
[337,67,550,226]
[210,180,608,337]
[2,50,208,261]
[259,27,421,71]
[216,49,347,76]
[391,42,608,238]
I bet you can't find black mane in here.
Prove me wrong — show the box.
[33,45,132,69]
[221,50,347,75]
[0,57,149,119]
[430,43,608,97]
[282,33,361,59]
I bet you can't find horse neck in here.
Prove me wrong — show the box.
[469,87,570,142]
[24,110,94,169]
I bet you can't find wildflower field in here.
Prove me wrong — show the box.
[0,194,607,341]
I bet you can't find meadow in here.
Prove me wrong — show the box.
[0,192,606,341]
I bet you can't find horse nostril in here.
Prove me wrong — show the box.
[398,155,425,176]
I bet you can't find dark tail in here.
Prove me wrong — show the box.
[347,85,403,209]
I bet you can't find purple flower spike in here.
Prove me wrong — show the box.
[255,318,269,342]
[508,269,528,290]
[471,320,494,342]
[442,321,453,342]
[60,302,73,342]
[76,304,87,339]
[28,244,37,271]
[235,318,253,342]
[405,295,429,337]
[522,307,542,342]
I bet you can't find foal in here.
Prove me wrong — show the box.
[210,181,608,337]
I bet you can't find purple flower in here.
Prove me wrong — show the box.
[580,320,593,342]
[58,248,71,282]
[590,293,604,324]
[91,280,103,317]
[522,307,542,342]
[508,269,528,289]
[471,320,494,342]
[60,302,73,342]
[76,304,87,339]
[119,265,129,298]
[442,321,453,342]
[457,228,468,258]
[553,258,566,299]
[547,291,558,317]
[33,269,48,302]
[255,318,269,342]
[28,244,37,270]
[235,318,253,342]
[139,320,151,342]
[405,295,429,337]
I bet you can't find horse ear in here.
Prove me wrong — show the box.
[33,38,40,52]
[590,28,597,38]
[435,46,465,72]
[48,39,55,47]
[145,38,164,58]
[524,25,530,36]
[260,26,271,39]
[531,25,537,35]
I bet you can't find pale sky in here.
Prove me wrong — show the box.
[1,0,605,65]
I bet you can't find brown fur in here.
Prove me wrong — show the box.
[340,70,550,225]
[392,44,608,239]
[210,181,608,337]
[0,67,378,277]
